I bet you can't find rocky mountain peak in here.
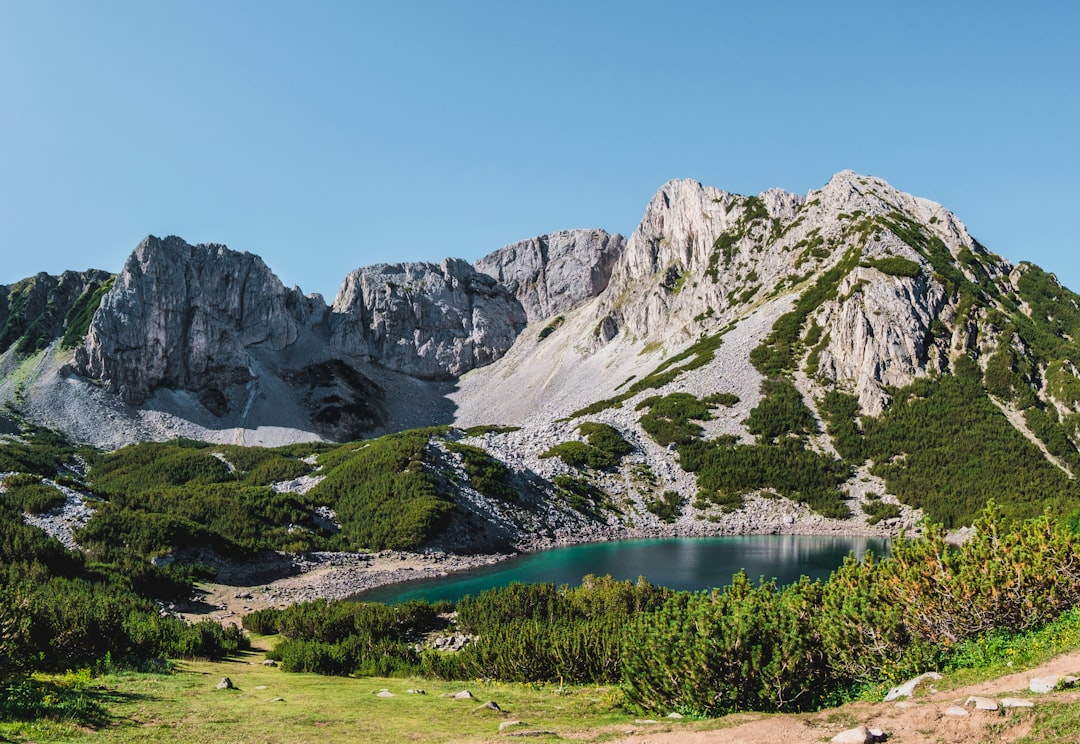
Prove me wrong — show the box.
[75,235,316,410]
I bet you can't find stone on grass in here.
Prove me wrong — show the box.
[476,700,501,711]
[216,677,233,690]
[965,696,999,711]
[884,672,942,701]
[376,689,395,698]
[1001,697,1035,709]
[499,720,527,732]
[262,659,278,667]
[1030,675,1078,693]
[667,711,684,718]
[406,689,426,695]
[943,706,969,717]
[453,690,474,700]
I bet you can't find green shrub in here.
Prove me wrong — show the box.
[636,392,737,447]
[538,315,565,340]
[541,422,632,471]
[445,441,517,501]
[745,378,818,441]
[3,480,67,514]
[818,390,865,463]
[861,500,900,525]
[645,490,683,523]
[866,256,922,278]
[623,574,830,715]
[553,475,606,513]
[242,607,283,635]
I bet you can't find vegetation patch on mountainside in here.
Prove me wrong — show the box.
[750,247,862,375]
[635,382,852,518]
[636,391,738,447]
[307,430,454,551]
[540,422,633,470]
[859,356,1080,527]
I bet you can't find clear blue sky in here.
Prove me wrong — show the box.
[2,1,1077,299]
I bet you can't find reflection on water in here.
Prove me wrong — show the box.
[353,535,890,605]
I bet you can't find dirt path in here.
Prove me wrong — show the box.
[607,652,1080,744]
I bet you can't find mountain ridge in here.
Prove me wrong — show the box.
[2,170,1079,541]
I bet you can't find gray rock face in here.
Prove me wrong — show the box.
[76,235,319,409]
[815,267,949,414]
[474,229,625,323]
[330,258,527,379]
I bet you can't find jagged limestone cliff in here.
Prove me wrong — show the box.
[330,258,526,379]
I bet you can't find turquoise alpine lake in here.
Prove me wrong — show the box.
[354,535,890,605]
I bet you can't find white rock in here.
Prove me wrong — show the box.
[943,706,969,717]
[831,726,874,743]
[965,696,999,711]
[1029,675,1077,693]
[884,672,943,701]
[1000,697,1035,708]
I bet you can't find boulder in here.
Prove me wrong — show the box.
[965,696,999,711]
[884,671,943,701]
[1030,675,1078,693]
[216,677,233,690]
[1000,697,1035,709]
[830,727,874,744]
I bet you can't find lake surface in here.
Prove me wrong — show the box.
[354,535,890,605]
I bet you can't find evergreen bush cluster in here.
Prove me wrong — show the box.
[540,422,632,471]
[860,356,1080,526]
[0,499,248,690]
[659,382,850,518]
[636,392,738,447]
[307,430,454,550]
[81,440,327,558]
